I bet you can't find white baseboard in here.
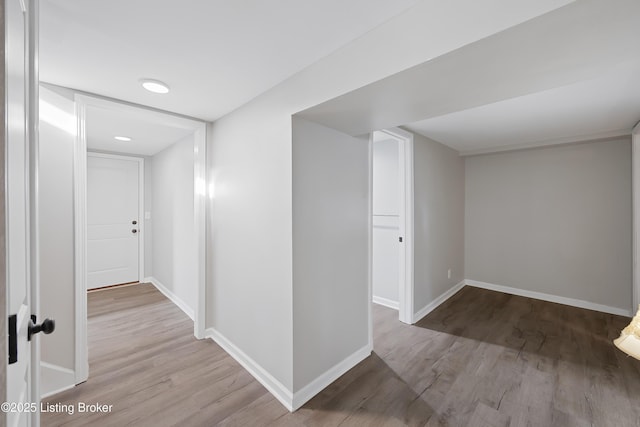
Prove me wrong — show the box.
[465,279,632,317]
[41,362,76,399]
[145,276,195,321]
[205,327,294,411]
[372,295,399,310]
[412,280,465,323]
[292,343,371,411]
[205,327,372,412]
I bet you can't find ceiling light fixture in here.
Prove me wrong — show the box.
[114,136,132,142]
[140,78,170,94]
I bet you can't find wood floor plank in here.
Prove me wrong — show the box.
[42,284,640,426]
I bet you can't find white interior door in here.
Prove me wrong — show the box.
[6,0,37,425]
[87,154,141,289]
[372,137,401,308]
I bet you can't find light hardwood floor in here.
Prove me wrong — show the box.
[42,283,640,426]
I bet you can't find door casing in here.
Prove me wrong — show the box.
[369,127,414,329]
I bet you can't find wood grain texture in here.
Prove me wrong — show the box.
[42,284,640,426]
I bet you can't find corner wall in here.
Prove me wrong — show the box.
[412,133,466,318]
[465,138,632,314]
[292,117,370,398]
[205,0,573,409]
[207,104,294,394]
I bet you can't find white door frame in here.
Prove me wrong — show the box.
[73,94,207,383]
[370,127,415,325]
[632,122,640,314]
[28,0,41,424]
[86,152,145,286]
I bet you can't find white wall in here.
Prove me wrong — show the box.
[372,138,400,305]
[144,158,153,278]
[208,106,294,392]
[465,138,632,312]
[150,134,197,314]
[39,85,76,372]
[634,125,640,311]
[206,0,572,407]
[413,133,466,314]
[292,117,370,392]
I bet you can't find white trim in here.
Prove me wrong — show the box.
[145,276,194,321]
[402,131,414,324]
[206,328,372,413]
[40,362,76,399]
[292,343,371,411]
[375,127,414,325]
[193,123,207,339]
[205,327,294,412]
[87,152,145,283]
[465,279,632,317]
[372,296,399,310]
[412,280,465,323]
[74,99,89,384]
[460,129,632,156]
[73,92,208,388]
[27,2,41,423]
[633,122,640,314]
[40,362,74,375]
[367,133,374,350]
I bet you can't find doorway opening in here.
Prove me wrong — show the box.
[370,128,414,325]
[37,85,207,397]
[75,92,207,383]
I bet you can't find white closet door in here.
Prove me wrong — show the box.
[372,138,401,306]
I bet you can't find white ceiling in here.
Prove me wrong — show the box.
[40,0,418,121]
[41,1,640,155]
[405,62,640,154]
[297,1,640,154]
[86,105,194,156]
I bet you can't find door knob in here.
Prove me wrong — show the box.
[132,229,138,234]
[28,316,55,341]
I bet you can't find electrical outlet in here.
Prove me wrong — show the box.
[447,269,451,279]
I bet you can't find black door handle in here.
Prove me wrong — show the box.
[28,317,55,341]
[8,314,17,364]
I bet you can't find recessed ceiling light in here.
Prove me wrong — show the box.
[114,136,132,142]
[140,79,170,94]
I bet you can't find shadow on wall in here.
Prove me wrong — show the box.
[416,286,632,370]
